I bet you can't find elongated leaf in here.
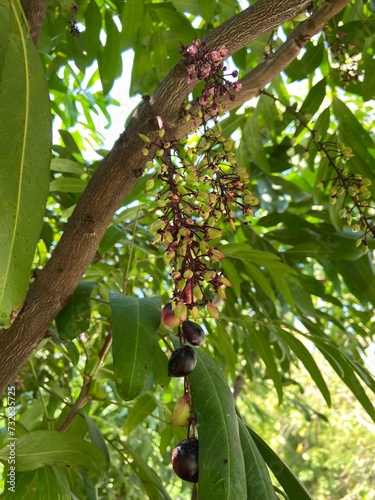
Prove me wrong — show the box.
[189,350,247,499]
[122,441,172,500]
[244,261,276,301]
[276,328,331,406]
[124,393,157,434]
[153,27,169,77]
[333,97,374,179]
[0,431,106,486]
[0,0,51,326]
[315,342,375,422]
[245,325,283,403]
[237,417,277,499]
[110,293,161,401]
[99,10,122,95]
[83,414,110,469]
[121,0,144,50]
[50,158,84,175]
[155,4,197,41]
[198,0,216,21]
[56,281,98,340]
[85,0,102,64]
[245,426,313,500]
[300,78,326,117]
[1,469,38,499]
[1,466,71,500]
[363,59,375,101]
[242,115,270,174]
[49,177,87,193]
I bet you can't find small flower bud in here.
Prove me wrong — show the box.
[175,301,187,321]
[207,302,220,320]
[207,228,223,240]
[183,269,194,280]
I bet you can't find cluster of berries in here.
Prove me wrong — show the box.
[144,39,257,314]
[142,38,257,484]
[147,129,256,317]
[180,38,242,114]
[167,317,206,483]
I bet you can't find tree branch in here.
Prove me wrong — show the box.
[0,0,350,394]
[58,332,113,433]
[21,0,47,45]
[175,0,352,137]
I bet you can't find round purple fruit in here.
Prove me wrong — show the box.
[168,346,197,377]
[172,437,199,483]
[182,320,205,346]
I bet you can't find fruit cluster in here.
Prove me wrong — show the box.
[168,317,205,483]
[180,38,242,113]
[143,37,257,485]
[144,40,257,315]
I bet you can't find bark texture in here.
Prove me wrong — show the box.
[0,0,351,394]
[21,0,47,45]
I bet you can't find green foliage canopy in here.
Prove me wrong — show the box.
[0,0,375,498]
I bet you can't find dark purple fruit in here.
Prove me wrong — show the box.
[168,346,197,377]
[172,437,199,483]
[182,320,205,346]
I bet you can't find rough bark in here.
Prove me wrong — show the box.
[21,0,47,45]
[0,0,351,394]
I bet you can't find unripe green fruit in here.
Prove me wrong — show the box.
[171,394,191,426]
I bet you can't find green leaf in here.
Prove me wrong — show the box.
[154,4,197,45]
[83,414,110,469]
[314,341,375,422]
[58,130,81,157]
[299,78,326,117]
[244,262,276,302]
[333,97,375,179]
[49,177,87,193]
[242,115,270,174]
[124,393,157,434]
[245,324,283,403]
[221,258,241,297]
[198,0,217,21]
[0,431,106,486]
[122,441,172,500]
[151,342,171,387]
[98,225,125,254]
[172,0,201,19]
[152,27,169,77]
[277,327,331,406]
[110,293,161,401]
[121,0,144,50]
[0,0,51,326]
[332,255,375,305]
[189,350,247,499]
[85,0,102,65]
[98,10,122,95]
[363,59,375,101]
[245,426,313,500]
[55,281,98,340]
[237,417,277,499]
[50,158,84,175]
[1,466,71,500]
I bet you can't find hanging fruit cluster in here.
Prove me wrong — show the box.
[168,317,205,483]
[143,38,258,484]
